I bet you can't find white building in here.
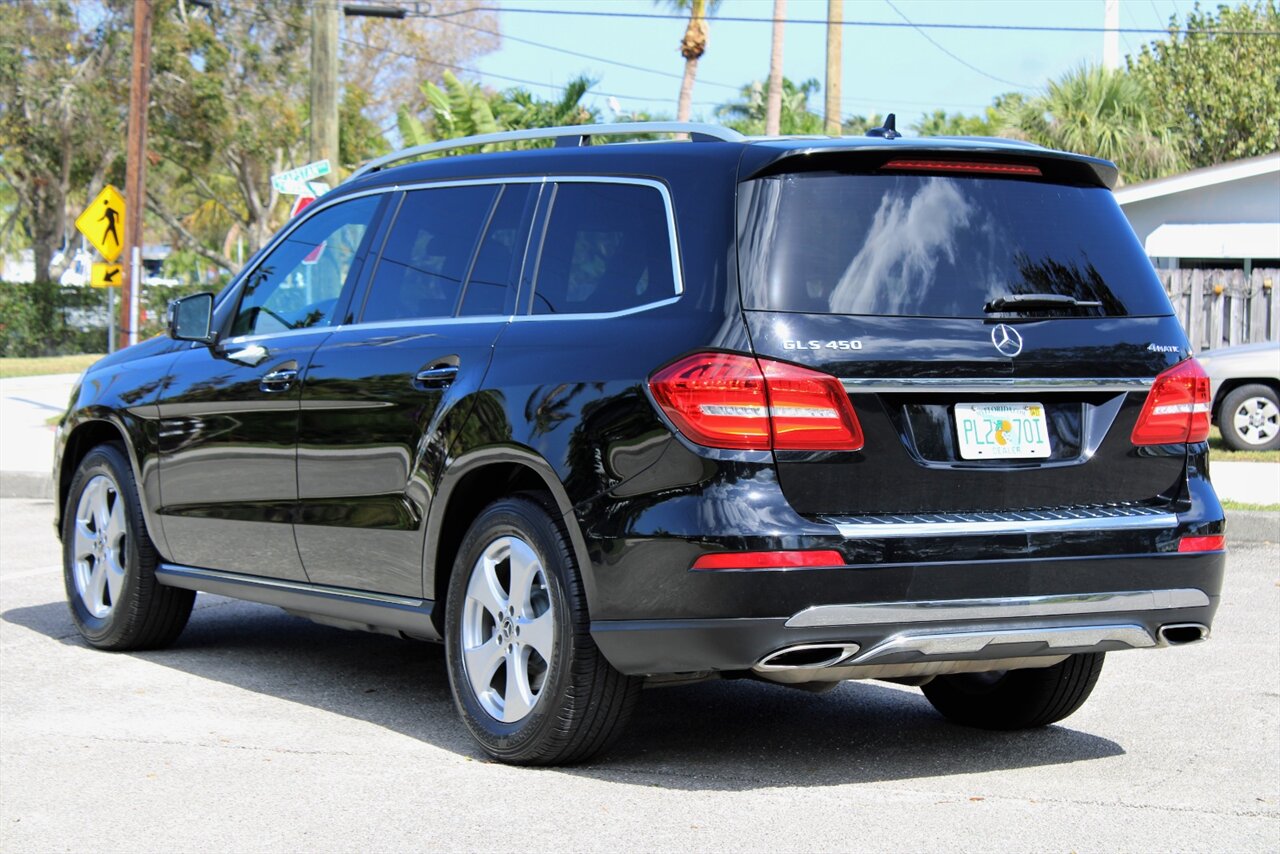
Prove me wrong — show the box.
[1114,153,1280,273]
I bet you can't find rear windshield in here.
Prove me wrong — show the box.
[737,172,1171,318]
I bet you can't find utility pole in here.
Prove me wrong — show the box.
[765,0,786,136]
[122,0,153,350]
[824,0,842,135]
[310,0,339,186]
[1103,0,1121,70]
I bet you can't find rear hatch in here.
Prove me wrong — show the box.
[736,151,1191,516]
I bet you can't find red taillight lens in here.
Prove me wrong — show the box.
[881,159,1043,177]
[649,353,864,451]
[1131,358,1212,445]
[1178,535,1225,553]
[692,550,845,570]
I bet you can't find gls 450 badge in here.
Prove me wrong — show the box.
[783,339,863,351]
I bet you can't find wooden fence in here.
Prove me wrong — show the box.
[1158,268,1279,351]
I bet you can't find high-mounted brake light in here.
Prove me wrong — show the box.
[692,550,846,570]
[881,159,1043,177]
[1131,358,1212,445]
[648,352,864,451]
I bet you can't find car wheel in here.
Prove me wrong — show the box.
[920,653,1104,730]
[444,494,641,765]
[62,443,194,650]
[1218,384,1280,451]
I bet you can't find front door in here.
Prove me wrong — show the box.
[156,194,383,579]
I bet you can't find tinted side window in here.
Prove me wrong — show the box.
[532,183,675,316]
[459,184,534,317]
[361,185,498,323]
[231,196,379,337]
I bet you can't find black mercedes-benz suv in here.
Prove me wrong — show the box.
[54,122,1225,765]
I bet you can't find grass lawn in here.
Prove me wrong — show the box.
[1222,499,1280,512]
[1208,426,1280,463]
[0,353,102,379]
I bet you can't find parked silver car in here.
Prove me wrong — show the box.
[1198,341,1280,451]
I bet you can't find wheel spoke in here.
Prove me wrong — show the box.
[520,610,554,662]
[464,636,505,700]
[104,498,127,548]
[502,647,534,722]
[466,549,508,621]
[506,539,541,615]
[86,562,108,612]
[103,548,126,608]
[73,518,96,563]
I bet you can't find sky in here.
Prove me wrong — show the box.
[469,0,1190,126]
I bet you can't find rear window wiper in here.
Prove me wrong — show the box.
[984,294,1103,313]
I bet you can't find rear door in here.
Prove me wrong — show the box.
[295,182,538,596]
[736,162,1192,517]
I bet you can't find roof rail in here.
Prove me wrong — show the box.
[348,122,746,181]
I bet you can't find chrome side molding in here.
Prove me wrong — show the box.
[785,588,1210,628]
[840,377,1154,394]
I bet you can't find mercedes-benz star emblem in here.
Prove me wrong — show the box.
[991,323,1023,357]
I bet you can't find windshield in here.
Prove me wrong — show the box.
[737,172,1171,318]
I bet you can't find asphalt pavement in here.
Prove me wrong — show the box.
[0,496,1277,852]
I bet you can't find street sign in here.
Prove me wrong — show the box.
[91,262,123,288]
[75,185,126,263]
[271,159,331,194]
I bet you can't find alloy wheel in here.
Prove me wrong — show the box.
[71,474,128,619]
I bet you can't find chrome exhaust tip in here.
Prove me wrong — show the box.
[755,643,860,671]
[1157,623,1209,646]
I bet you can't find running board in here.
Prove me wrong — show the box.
[155,564,440,640]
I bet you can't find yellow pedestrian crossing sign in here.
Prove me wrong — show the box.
[75,185,126,263]
[91,263,123,288]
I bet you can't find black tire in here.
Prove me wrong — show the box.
[62,443,194,650]
[920,653,1105,730]
[1217,384,1280,451]
[444,494,641,765]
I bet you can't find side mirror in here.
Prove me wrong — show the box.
[168,292,216,343]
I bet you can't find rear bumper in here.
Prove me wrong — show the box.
[592,582,1221,676]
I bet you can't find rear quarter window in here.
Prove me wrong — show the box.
[737,172,1172,318]
[531,182,676,315]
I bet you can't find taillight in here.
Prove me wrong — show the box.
[1131,358,1212,445]
[649,353,864,451]
[692,550,845,570]
[1178,535,1225,553]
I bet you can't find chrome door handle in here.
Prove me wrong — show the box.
[415,365,459,389]
[260,368,298,392]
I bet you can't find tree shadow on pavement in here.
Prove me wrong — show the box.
[3,595,1124,791]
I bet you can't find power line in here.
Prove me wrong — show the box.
[883,0,1034,90]
[380,3,1280,37]
[432,15,743,91]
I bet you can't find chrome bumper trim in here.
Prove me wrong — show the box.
[784,588,1211,628]
[849,624,1157,665]
[840,377,1154,394]
[825,503,1177,539]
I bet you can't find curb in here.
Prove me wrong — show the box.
[1227,510,1279,545]
[0,472,52,501]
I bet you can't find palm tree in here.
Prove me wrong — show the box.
[718,77,823,135]
[659,0,722,122]
[765,0,787,135]
[996,64,1184,184]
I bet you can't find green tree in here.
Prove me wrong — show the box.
[912,108,997,137]
[718,77,824,135]
[996,64,1184,184]
[1128,1,1280,168]
[0,2,129,280]
[396,71,599,154]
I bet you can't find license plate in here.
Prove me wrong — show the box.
[955,402,1051,459]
